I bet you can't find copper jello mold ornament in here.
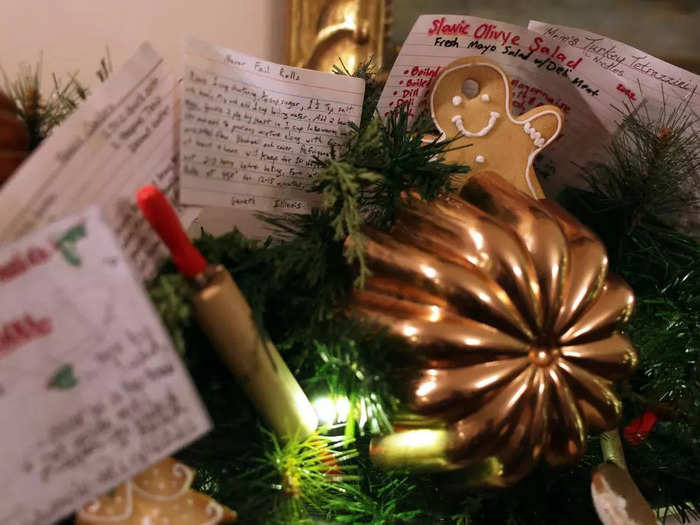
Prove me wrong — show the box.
[350,172,638,486]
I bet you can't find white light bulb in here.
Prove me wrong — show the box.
[312,396,336,425]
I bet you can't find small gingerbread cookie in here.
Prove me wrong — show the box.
[430,56,564,198]
[77,457,237,525]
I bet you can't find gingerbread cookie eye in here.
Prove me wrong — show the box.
[461,79,480,99]
[452,95,463,107]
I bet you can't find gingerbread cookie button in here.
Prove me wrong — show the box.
[430,57,564,198]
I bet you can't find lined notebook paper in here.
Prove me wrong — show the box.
[179,36,365,219]
[0,42,197,279]
[528,21,699,119]
[377,15,634,193]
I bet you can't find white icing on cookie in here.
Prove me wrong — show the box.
[524,122,546,147]
[78,483,134,522]
[480,94,490,102]
[475,155,485,163]
[132,463,194,501]
[451,111,500,138]
[203,501,226,525]
[452,95,462,107]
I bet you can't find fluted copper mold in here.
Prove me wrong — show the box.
[350,172,638,486]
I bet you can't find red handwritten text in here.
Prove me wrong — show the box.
[474,24,520,46]
[428,17,470,36]
[616,83,637,101]
[529,37,583,70]
[0,314,53,358]
[0,246,52,283]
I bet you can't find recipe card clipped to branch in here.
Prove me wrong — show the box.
[528,20,700,117]
[0,207,210,525]
[179,36,365,220]
[0,42,198,279]
[377,15,634,193]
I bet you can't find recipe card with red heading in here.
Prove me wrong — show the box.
[377,15,634,194]
[0,207,210,525]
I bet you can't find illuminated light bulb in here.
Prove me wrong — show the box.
[311,395,353,425]
[335,396,351,422]
[428,305,441,322]
[312,396,336,425]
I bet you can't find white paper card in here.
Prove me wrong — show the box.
[0,42,198,279]
[0,207,211,525]
[377,15,634,193]
[180,36,365,221]
[528,20,700,118]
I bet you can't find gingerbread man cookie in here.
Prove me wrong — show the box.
[430,56,564,198]
[77,457,237,525]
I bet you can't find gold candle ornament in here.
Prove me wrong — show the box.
[137,185,318,441]
[349,172,639,486]
[192,265,319,439]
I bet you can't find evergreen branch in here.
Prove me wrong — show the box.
[2,60,88,150]
[2,51,112,150]
[559,99,700,518]
[579,99,700,237]
[333,58,382,130]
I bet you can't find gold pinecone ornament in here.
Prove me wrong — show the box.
[351,172,638,487]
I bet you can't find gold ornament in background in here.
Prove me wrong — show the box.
[0,90,29,185]
[351,172,638,486]
[77,457,237,524]
[287,0,393,73]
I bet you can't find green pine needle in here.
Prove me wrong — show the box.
[2,60,88,150]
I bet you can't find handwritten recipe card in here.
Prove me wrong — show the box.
[0,42,197,279]
[528,21,700,118]
[179,36,365,215]
[0,207,210,525]
[377,15,634,193]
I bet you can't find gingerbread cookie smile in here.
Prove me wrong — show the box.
[451,111,501,137]
[430,57,564,197]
